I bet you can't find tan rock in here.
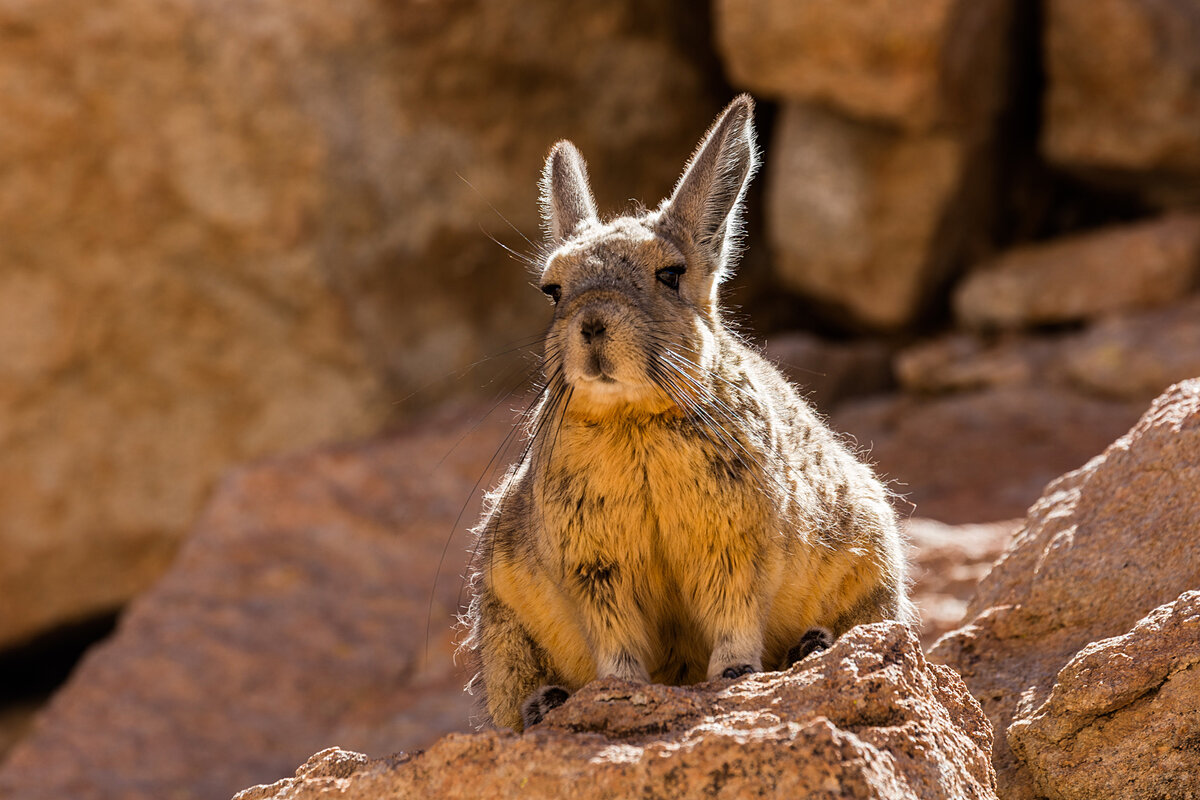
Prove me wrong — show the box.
[904,519,1019,647]
[235,623,998,800]
[768,103,976,329]
[1043,0,1200,179]
[0,0,720,647]
[895,333,1055,394]
[715,0,1013,134]
[834,387,1140,524]
[763,332,894,412]
[929,380,1200,798]
[1060,296,1200,401]
[954,215,1200,329]
[1008,590,1200,800]
[0,405,522,800]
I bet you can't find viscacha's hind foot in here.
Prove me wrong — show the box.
[521,684,570,730]
[786,627,833,667]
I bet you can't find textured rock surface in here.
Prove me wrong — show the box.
[1043,0,1200,180]
[763,332,894,412]
[1008,591,1200,800]
[235,623,997,800]
[715,0,1013,134]
[930,380,1200,799]
[767,103,975,329]
[834,387,1140,524]
[954,215,1200,329]
[905,519,1019,647]
[0,0,719,648]
[0,404,525,800]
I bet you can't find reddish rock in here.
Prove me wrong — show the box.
[0,404,527,800]
[904,519,1019,648]
[1008,590,1200,800]
[834,388,1141,524]
[1060,296,1200,402]
[1043,0,1200,183]
[954,215,1200,329]
[714,0,1013,134]
[930,380,1200,798]
[767,103,979,330]
[235,623,998,800]
[0,0,720,648]
[894,333,1056,395]
[762,332,894,412]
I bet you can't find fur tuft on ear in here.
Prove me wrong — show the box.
[658,94,759,282]
[539,141,599,245]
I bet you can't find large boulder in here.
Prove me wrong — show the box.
[930,380,1200,798]
[715,0,1013,135]
[0,0,720,648]
[954,215,1200,329]
[0,405,513,800]
[235,624,998,800]
[1008,591,1200,800]
[1043,0,1200,192]
[833,387,1141,524]
[766,103,982,330]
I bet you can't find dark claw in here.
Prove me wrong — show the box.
[786,627,834,667]
[721,664,756,679]
[520,684,570,730]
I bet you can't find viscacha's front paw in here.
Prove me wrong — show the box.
[520,684,570,730]
[786,627,834,667]
[720,663,756,679]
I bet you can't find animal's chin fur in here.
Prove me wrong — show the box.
[565,376,680,422]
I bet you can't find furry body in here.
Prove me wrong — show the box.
[461,97,914,731]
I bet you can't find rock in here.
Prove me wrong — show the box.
[767,103,983,330]
[954,215,1200,329]
[904,519,1019,647]
[895,333,1056,394]
[1043,0,1200,187]
[0,403,526,800]
[1008,591,1200,800]
[235,623,998,800]
[929,380,1200,798]
[0,0,720,648]
[1060,296,1200,402]
[762,332,894,412]
[834,387,1141,524]
[715,0,1013,135]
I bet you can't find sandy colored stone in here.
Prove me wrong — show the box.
[0,404,532,800]
[715,0,1013,134]
[1060,296,1200,401]
[1043,0,1200,179]
[834,387,1140,524]
[904,519,1019,647]
[768,103,978,330]
[954,215,1200,329]
[929,380,1200,799]
[0,0,720,648]
[895,333,1057,395]
[763,332,894,412]
[235,623,997,800]
[1008,590,1200,799]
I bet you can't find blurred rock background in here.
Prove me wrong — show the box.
[0,0,1197,798]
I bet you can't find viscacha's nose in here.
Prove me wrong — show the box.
[580,317,607,344]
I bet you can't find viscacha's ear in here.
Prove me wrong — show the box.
[658,95,758,281]
[539,141,599,245]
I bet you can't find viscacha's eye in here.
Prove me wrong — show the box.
[656,265,686,292]
[541,284,562,304]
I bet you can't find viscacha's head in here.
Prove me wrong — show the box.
[536,95,758,420]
